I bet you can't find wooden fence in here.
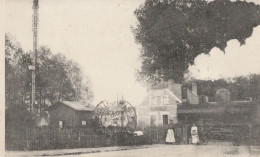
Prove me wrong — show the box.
[143,126,169,144]
[6,126,153,150]
[25,127,109,150]
[141,124,260,146]
[6,124,260,150]
[252,124,260,146]
[6,127,121,150]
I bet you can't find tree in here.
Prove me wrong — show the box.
[133,0,260,83]
[5,34,36,137]
[5,34,32,109]
[5,34,94,129]
[189,74,260,101]
[66,61,94,103]
[35,46,94,112]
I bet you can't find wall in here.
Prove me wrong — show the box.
[49,103,76,128]
[148,89,178,106]
[137,81,186,127]
[172,83,182,100]
[137,88,178,127]
[75,110,95,127]
[137,105,178,127]
[187,89,199,105]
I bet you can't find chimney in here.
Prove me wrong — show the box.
[192,82,197,95]
[168,79,174,90]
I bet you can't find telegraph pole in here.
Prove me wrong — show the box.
[29,0,39,114]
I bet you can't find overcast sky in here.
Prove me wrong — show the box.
[5,0,260,106]
[188,0,260,80]
[187,25,260,80]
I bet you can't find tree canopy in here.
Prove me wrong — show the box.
[184,74,260,102]
[5,34,93,127]
[133,0,260,83]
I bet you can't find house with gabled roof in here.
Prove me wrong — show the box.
[47,101,95,128]
[136,79,199,127]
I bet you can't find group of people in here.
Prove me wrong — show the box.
[166,120,199,145]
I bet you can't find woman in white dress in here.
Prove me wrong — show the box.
[191,124,199,145]
[166,120,175,144]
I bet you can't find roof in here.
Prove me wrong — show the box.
[180,100,253,106]
[149,80,182,103]
[47,100,95,111]
[140,88,182,107]
[165,89,182,103]
[204,101,253,106]
[152,81,168,89]
[177,103,253,114]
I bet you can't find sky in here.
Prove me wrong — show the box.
[5,0,260,106]
[5,0,147,106]
[187,25,260,80]
[187,0,260,80]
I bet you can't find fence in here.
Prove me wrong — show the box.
[6,124,260,150]
[252,124,260,146]
[144,127,166,144]
[25,127,110,150]
[141,124,260,146]
[197,124,260,146]
[5,127,121,150]
[6,126,154,150]
[143,125,173,144]
[197,124,250,145]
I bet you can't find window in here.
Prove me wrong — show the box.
[156,96,161,105]
[82,121,86,126]
[150,96,155,105]
[150,115,157,126]
[59,121,64,128]
[163,115,168,125]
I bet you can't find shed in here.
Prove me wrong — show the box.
[47,101,95,128]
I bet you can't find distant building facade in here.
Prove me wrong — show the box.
[47,101,95,128]
[137,79,199,127]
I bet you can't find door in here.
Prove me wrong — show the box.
[163,115,168,125]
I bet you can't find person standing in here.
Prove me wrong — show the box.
[191,124,199,145]
[166,120,175,144]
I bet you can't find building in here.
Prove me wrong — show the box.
[136,79,199,127]
[137,80,260,145]
[177,89,260,144]
[47,101,95,128]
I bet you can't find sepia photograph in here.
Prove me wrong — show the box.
[4,0,260,156]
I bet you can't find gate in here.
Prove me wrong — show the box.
[200,124,249,145]
[143,124,260,146]
[182,124,250,145]
[144,125,184,144]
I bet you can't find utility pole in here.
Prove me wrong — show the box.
[29,0,39,114]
